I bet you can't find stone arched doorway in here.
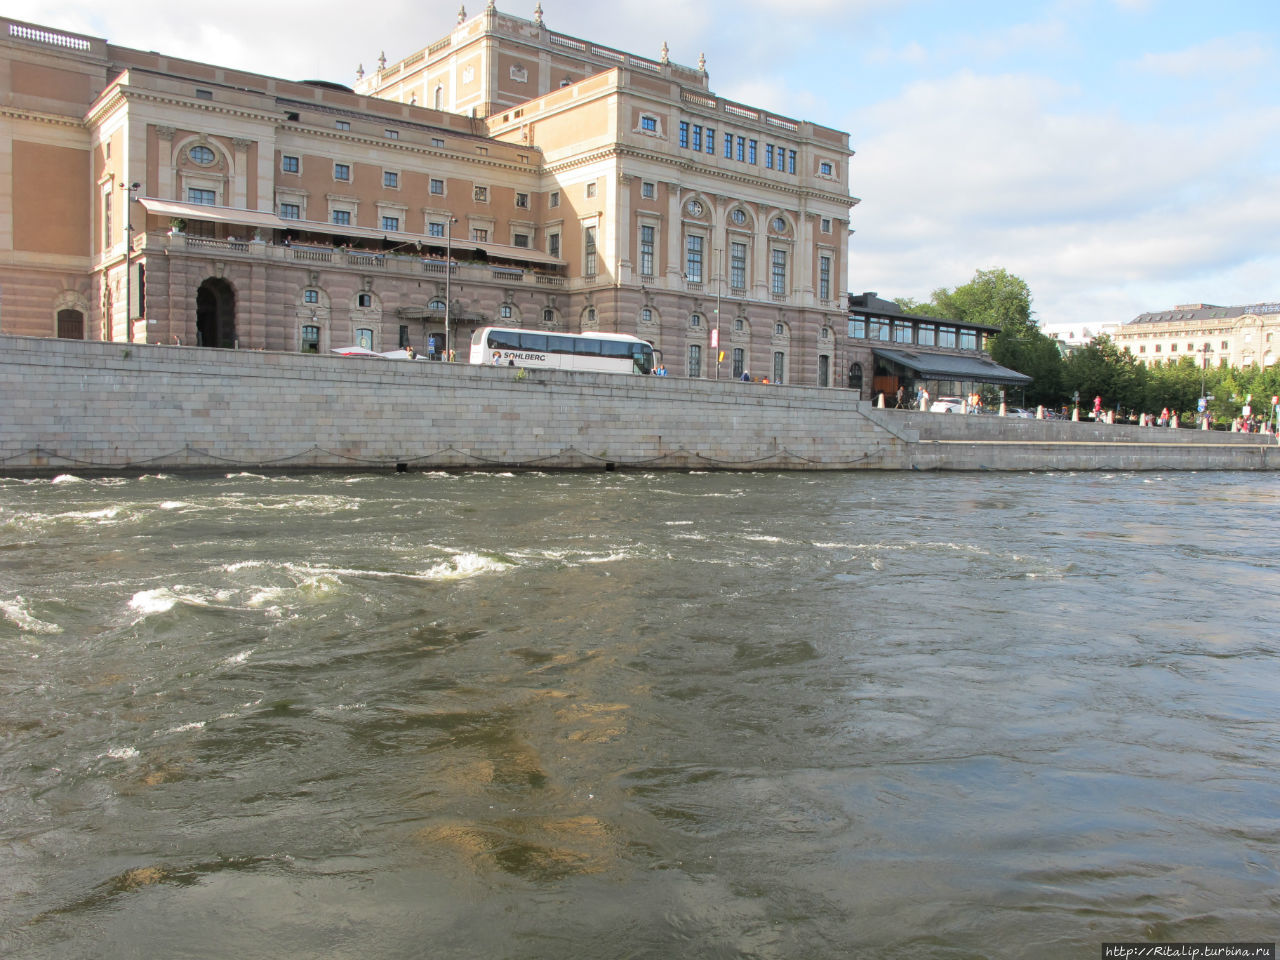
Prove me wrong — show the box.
[56,308,85,339]
[196,278,236,348]
[848,361,864,393]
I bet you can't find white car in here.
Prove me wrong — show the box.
[929,397,965,413]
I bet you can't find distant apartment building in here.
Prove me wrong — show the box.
[1037,321,1117,356]
[1112,302,1280,369]
[0,6,855,386]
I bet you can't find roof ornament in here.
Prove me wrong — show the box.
[356,63,364,80]
[534,1,543,25]
[378,51,387,73]
[457,4,466,23]
[660,41,669,65]
[486,0,496,11]
[698,51,706,73]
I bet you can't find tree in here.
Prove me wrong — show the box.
[922,268,1063,405]
[1062,335,1146,413]
[932,268,1036,337]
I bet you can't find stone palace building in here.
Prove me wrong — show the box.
[0,4,857,387]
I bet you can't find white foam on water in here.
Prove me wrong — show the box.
[102,746,139,761]
[246,586,290,608]
[223,560,268,573]
[744,534,785,543]
[51,474,84,484]
[159,501,188,510]
[222,649,253,666]
[129,588,178,615]
[0,597,63,635]
[423,552,514,580]
[164,721,206,734]
[580,551,631,563]
[65,506,123,522]
[665,520,695,526]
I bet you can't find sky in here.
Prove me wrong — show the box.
[17,0,1280,332]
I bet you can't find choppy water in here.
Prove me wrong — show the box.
[1,469,1278,959]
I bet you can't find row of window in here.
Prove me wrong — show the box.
[677,122,800,175]
[283,155,539,210]
[1137,340,1231,355]
[849,315,982,351]
[687,346,806,384]
[675,238,831,299]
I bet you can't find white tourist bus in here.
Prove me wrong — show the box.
[469,327,658,375]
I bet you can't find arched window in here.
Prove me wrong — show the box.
[301,324,320,353]
[848,362,863,391]
[428,299,446,312]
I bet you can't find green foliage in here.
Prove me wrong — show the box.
[932,268,1037,337]
[1062,334,1148,412]
[902,266,1278,421]
[916,267,1062,405]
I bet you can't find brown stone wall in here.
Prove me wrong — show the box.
[12,140,90,256]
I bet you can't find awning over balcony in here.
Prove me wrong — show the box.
[139,198,565,269]
[139,197,283,231]
[872,347,1032,385]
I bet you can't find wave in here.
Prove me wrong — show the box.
[100,746,139,761]
[0,596,63,635]
[421,552,514,579]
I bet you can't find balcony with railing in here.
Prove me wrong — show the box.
[149,232,566,287]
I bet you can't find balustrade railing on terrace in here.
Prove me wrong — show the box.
[148,233,568,285]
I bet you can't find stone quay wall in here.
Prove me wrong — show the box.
[1,335,1276,474]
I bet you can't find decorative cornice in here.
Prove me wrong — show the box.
[0,105,87,130]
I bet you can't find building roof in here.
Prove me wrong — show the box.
[848,291,1000,333]
[872,348,1032,385]
[1127,302,1280,324]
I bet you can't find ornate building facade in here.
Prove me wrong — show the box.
[0,5,856,387]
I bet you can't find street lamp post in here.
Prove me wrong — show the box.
[1199,342,1213,426]
[1199,342,1213,399]
[444,217,458,360]
[121,181,140,341]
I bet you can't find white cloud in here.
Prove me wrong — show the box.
[849,69,1280,324]
[1132,35,1272,77]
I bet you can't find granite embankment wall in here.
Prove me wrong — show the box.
[1,335,1276,473]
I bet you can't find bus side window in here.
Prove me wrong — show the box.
[519,333,548,352]
[488,329,520,351]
